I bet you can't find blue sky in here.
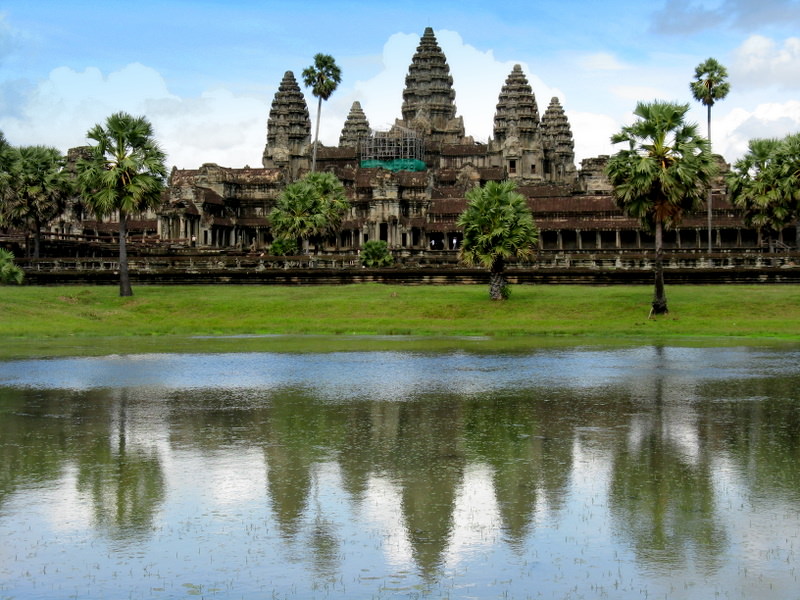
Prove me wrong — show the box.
[1,0,798,170]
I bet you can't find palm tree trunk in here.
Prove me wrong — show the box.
[706,104,713,254]
[118,211,133,297]
[652,218,668,315]
[33,216,42,259]
[489,258,507,300]
[311,96,322,173]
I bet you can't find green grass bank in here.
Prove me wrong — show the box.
[1,283,799,357]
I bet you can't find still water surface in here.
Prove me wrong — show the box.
[1,345,799,599]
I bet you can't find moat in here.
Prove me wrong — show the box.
[1,345,799,599]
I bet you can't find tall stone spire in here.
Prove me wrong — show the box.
[339,101,371,149]
[493,64,540,144]
[540,97,576,180]
[397,27,465,144]
[262,71,311,174]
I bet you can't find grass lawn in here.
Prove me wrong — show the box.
[1,283,799,357]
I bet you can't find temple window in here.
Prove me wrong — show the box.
[509,159,517,174]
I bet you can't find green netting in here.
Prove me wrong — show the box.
[360,159,427,172]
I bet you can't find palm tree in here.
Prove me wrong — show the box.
[727,134,800,251]
[269,171,349,253]
[302,53,342,172]
[0,146,72,258]
[690,58,730,253]
[606,101,716,315]
[76,112,167,297]
[457,180,539,300]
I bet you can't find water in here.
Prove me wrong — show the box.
[1,345,799,599]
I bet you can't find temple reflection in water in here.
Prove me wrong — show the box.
[1,348,799,598]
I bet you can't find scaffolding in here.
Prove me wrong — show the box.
[360,128,424,163]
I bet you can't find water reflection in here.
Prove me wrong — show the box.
[1,346,799,598]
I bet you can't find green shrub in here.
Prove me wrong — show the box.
[269,237,299,256]
[360,240,394,267]
[0,248,24,285]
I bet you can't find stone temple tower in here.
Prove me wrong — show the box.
[339,101,371,149]
[394,27,466,145]
[489,64,545,182]
[262,71,311,178]
[540,96,576,181]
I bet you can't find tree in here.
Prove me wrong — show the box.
[606,101,716,315]
[0,248,24,284]
[457,180,539,300]
[302,53,342,172]
[0,146,72,258]
[76,112,167,297]
[690,58,730,253]
[727,133,800,251]
[269,171,349,254]
[360,240,394,267]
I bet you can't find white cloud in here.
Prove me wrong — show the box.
[732,35,800,89]
[578,52,629,72]
[568,111,620,162]
[0,62,268,170]
[717,101,800,161]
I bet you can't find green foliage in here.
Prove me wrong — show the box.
[458,180,538,269]
[606,101,716,229]
[0,145,72,258]
[302,53,342,101]
[77,112,167,218]
[457,180,538,300]
[606,101,716,314]
[76,112,167,296]
[727,133,800,247]
[269,237,299,256]
[690,58,730,110]
[360,240,394,267]
[269,172,349,253]
[0,248,24,284]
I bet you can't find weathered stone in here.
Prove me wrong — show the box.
[395,27,467,145]
[540,97,576,180]
[339,101,371,149]
[262,71,311,176]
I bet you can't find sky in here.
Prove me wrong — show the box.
[1,0,798,171]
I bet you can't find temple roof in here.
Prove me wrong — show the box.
[339,101,371,149]
[541,97,575,159]
[401,28,457,123]
[266,71,311,149]
[494,64,540,143]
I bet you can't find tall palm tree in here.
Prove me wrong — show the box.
[302,53,342,173]
[727,134,800,251]
[690,58,730,253]
[269,171,349,253]
[457,180,539,300]
[76,112,167,297]
[0,146,72,258]
[606,101,716,315]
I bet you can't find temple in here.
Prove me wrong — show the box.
[89,28,782,255]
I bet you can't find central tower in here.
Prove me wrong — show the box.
[395,27,466,145]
